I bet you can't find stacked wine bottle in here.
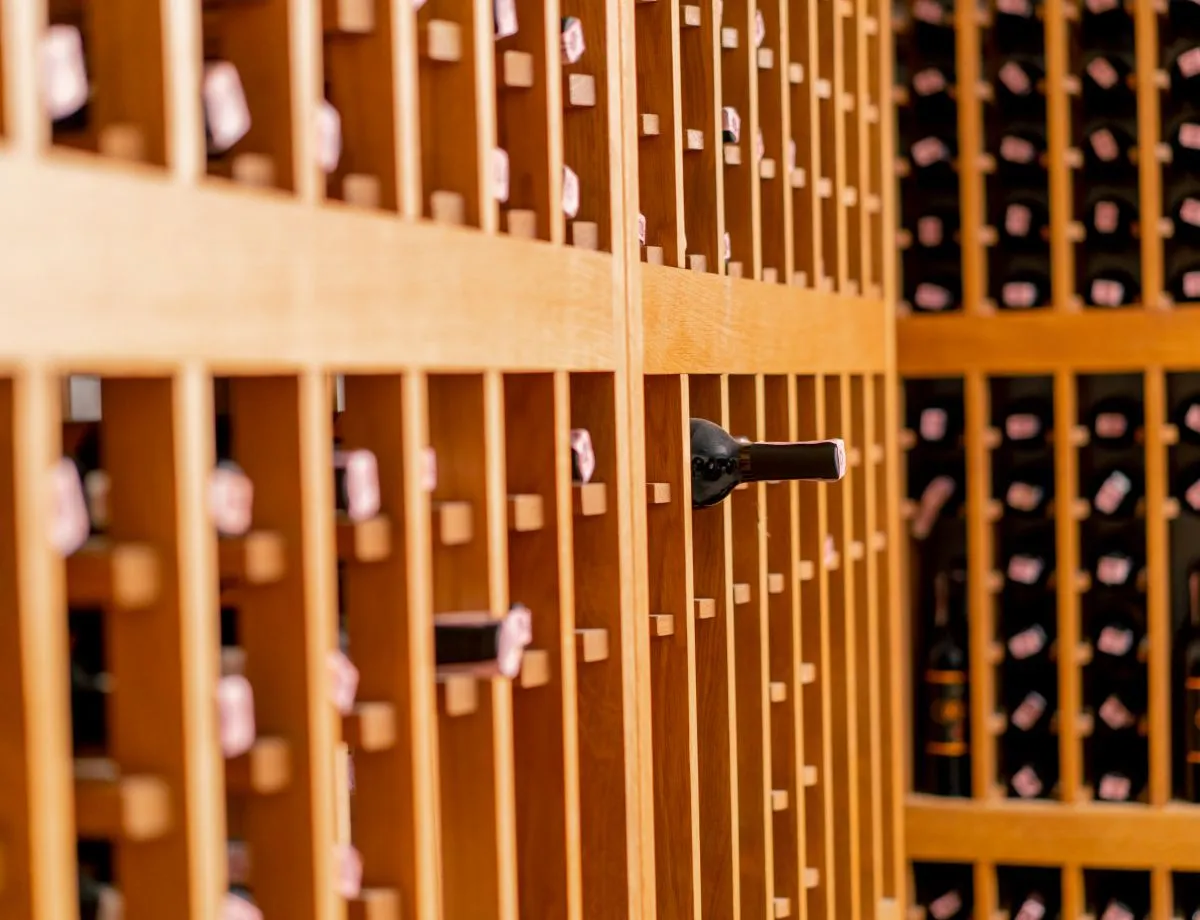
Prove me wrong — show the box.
[1160,1,1200,305]
[1071,0,1143,308]
[894,0,964,313]
[983,0,1053,310]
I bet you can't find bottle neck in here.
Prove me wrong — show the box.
[738,439,845,483]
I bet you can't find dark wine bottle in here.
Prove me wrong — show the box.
[910,470,961,540]
[1081,52,1134,103]
[997,129,1047,171]
[1168,190,1200,241]
[689,418,845,509]
[1083,124,1136,173]
[997,268,1051,310]
[1173,392,1200,445]
[1008,688,1051,733]
[434,604,533,678]
[1092,543,1142,590]
[1168,115,1200,169]
[915,401,964,446]
[78,871,121,920]
[924,572,969,796]
[1167,41,1200,96]
[333,448,381,522]
[1182,571,1200,802]
[1006,550,1050,589]
[1008,753,1056,799]
[995,56,1046,107]
[1167,265,1200,305]
[1012,891,1048,920]
[1098,898,1136,920]
[1003,463,1054,516]
[1001,397,1052,444]
[1088,396,1143,447]
[1090,466,1143,518]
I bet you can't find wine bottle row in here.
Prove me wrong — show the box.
[907,373,1200,804]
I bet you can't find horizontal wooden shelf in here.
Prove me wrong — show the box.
[642,264,890,374]
[906,794,1200,869]
[898,310,1200,375]
[0,154,618,371]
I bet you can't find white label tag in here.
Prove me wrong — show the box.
[928,890,962,920]
[1005,204,1032,237]
[1090,128,1120,161]
[1094,469,1132,514]
[316,100,343,174]
[40,25,88,121]
[1000,135,1036,164]
[919,407,948,441]
[1097,625,1134,657]
[1010,691,1047,730]
[203,61,252,154]
[1011,764,1044,798]
[1008,624,1047,660]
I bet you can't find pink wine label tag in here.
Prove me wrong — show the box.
[1011,764,1043,798]
[1090,128,1120,161]
[1006,481,1043,512]
[1101,901,1134,920]
[919,407,948,441]
[787,138,797,170]
[913,0,945,22]
[422,446,438,492]
[638,212,647,246]
[1184,270,1200,299]
[203,61,252,154]
[1182,123,1200,150]
[1000,135,1037,164]
[1007,554,1044,585]
[723,232,732,262]
[912,137,949,167]
[911,475,956,540]
[1006,412,1040,441]
[570,428,596,484]
[49,458,90,557]
[1087,56,1119,89]
[40,25,88,121]
[335,449,381,522]
[754,8,766,46]
[563,164,581,218]
[1002,280,1038,309]
[335,843,364,898]
[1015,898,1046,920]
[913,67,947,95]
[722,106,742,143]
[1180,47,1200,78]
[1094,200,1119,234]
[1097,625,1134,657]
[928,890,962,920]
[1005,203,1032,237]
[1011,691,1047,730]
[85,469,110,531]
[561,17,586,64]
[917,216,944,247]
[1008,624,1047,659]
[494,0,518,37]
[914,282,953,311]
[1085,0,1118,13]
[1091,278,1125,307]
[1094,470,1132,513]
[996,0,1032,15]
[328,649,360,715]
[756,129,765,162]
[1187,404,1200,433]
[493,147,510,202]
[1186,478,1200,512]
[227,840,251,886]
[316,100,342,174]
[222,894,263,920]
[1098,694,1135,729]
[210,464,254,537]
[1097,553,1133,586]
[1094,412,1128,440]
[998,61,1032,95]
[217,675,257,759]
[1181,197,1200,226]
[823,534,838,566]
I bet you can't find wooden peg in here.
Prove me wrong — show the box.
[506,210,538,238]
[799,663,816,684]
[685,129,704,150]
[758,48,774,69]
[804,867,820,889]
[769,681,788,702]
[98,124,146,162]
[722,26,739,47]
[226,738,292,794]
[725,144,743,165]
[645,246,664,265]
[792,270,808,286]
[1165,497,1182,520]
[733,583,751,605]
[694,597,717,619]
[343,702,397,752]
[789,62,804,84]
[688,253,707,272]
[762,267,778,283]
[767,572,785,594]
[771,789,789,811]
[567,73,596,107]
[573,482,607,516]
[571,222,600,250]
[987,641,1004,665]
[430,190,466,224]
[817,177,833,198]
[518,649,551,689]
[231,154,275,188]
[774,897,792,918]
[326,0,375,32]
[1065,147,1083,169]
[760,158,777,179]
[437,675,478,716]
[798,559,815,581]
[432,501,473,545]
[575,627,609,662]
[728,262,744,278]
[422,20,462,61]
[682,4,702,25]
[502,50,535,88]
[815,78,832,99]
[343,174,382,208]
[640,113,660,136]
[863,14,879,32]
[67,542,160,610]
[1163,423,1181,446]
[507,494,544,532]
[802,765,818,786]
[219,531,287,584]
[789,166,805,187]
[650,614,675,637]
[347,889,402,920]
[646,482,672,503]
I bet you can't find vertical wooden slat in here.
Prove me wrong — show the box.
[230,374,338,920]
[291,0,324,201]
[974,862,997,920]
[0,372,76,920]
[1151,866,1172,920]
[472,0,499,232]
[1144,368,1169,805]
[720,0,760,278]
[1,0,47,153]
[101,376,224,919]
[954,0,984,313]
[393,0,423,217]
[339,374,443,920]
[678,0,724,271]
[159,0,204,180]
[787,0,824,286]
[1043,0,1074,311]
[1053,370,1082,802]
[963,372,995,797]
[1062,864,1084,919]
[1134,0,1163,309]
[877,0,896,303]
[687,375,742,920]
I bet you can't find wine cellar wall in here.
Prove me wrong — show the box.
[0,0,904,917]
[896,0,1200,912]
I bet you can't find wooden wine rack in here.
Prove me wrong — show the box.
[895,0,1200,914]
[0,0,903,917]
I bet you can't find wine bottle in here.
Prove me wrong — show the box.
[1091,602,1143,664]
[1012,891,1048,920]
[909,65,954,101]
[1167,41,1200,95]
[1099,898,1136,920]
[1168,115,1200,169]
[908,134,956,175]
[999,198,1050,246]
[1088,396,1143,447]
[689,417,846,509]
[1085,193,1138,247]
[1182,571,1200,802]
[1081,52,1134,102]
[914,401,964,446]
[434,603,533,679]
[1085,266,1139,308]
[997,129,1047,171]
[1177,460,1200,514]
[51,456,91,557]
[1003,463,1054,516]
[1167,190,1200,240]
[225,889,264,920]
[570,428,595,483]
[997,267,1051,310]
[1083,123,1136,171]
[78,871,122,920]
[1001,397,1052,444]
[1009,688,1051,733]
[1090,466,1143,518]
[1092,543,1143,590]
[1173,392,1200,445]
[333,448,381,522]
[924,572,969,796]
[908,277,962,313]
[927,885,968,920]
[910,470,960,540]
[1008,753,1056,799]
[995,57,1047,113]
[1006,550,1051,589]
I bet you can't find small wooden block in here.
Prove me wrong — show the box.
[790,166,806,188]
[98,124,146,162]
[438,675,478,716]
[799,662,816,684]
[519,649,551,689]
[1068,424,1090,447]
[336,516,393,563]
[1166,497,1182,520]
[871,531,886,552]
[802,764,818,786]
[651,613,675,637]
[789,62,804,83]
[1076,643,1093,665]
[422,20,462,62]
[231,154,275,188]
[219,531,287,585]
[640,113,660,136]
[728,262,744,278]
[646,481,671,503]
[430,190,466,224]
[773,897,792,918]
[687,253,707,272]
[721,26,739,47]
[434,501,473,545]
[769,681,787,702]
[792,271,808,286]
[507,209,538,238]
[74,764,172,841]
[507,494,545,532]
[798,560,815,581]
[1163,423,1181,446]
[347,888,401,920]
[724,144,742,165]
[67,542,160,610]
[685,129,704,150]
[694,597,717,619]
[343,702,397,752]
[848,541,864,561]
[767,572,785,594]
[226,738,292,795]
[842,186,858,207]
[343,173,382,208]
[682,4,702,25]
[815,78,832,98]
[576,627,609,662]
[645,246,664,264]
[573,482,608,516]
[567,73,596,108]
[502,50,535,88]
[817,177,832,198]
[985,570,1003,593]
[327,0,375,32]
[733,582,751,605]
[863,14,879,33]
[988,711,1008,734]
[770,789,789,811]
[572,221,600,250]
[804,867,820,889]
[986,499,1005,521]
[760,158,776,179]
[757,47,774,69]
[762,267,778,283]
[1070,498,1091,521]
[841,92,855,111]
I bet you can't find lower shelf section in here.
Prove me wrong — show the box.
[906,794,1200,869]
